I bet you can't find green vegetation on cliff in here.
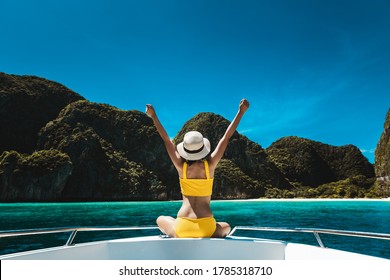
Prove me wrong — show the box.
[0,149,72,201]
[213,159,265,199]
[374,109,390,197]
[0,72,84,154]
[266,136,375,187]
[375,109,390,177]
[37,101,169,201]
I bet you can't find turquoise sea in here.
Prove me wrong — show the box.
[0,200,389,258]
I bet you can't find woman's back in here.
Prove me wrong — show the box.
[181,160,212,179]
[178,160,213,218]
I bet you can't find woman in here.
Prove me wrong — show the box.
[146,98,250,238]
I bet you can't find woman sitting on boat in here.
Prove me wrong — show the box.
[146,99,250,238]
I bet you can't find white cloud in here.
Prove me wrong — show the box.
[360,148,375,154]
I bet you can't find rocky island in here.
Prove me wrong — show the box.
[0,72,387,201]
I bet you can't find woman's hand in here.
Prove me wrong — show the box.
[145,104,182,168]
[145,104,156,118]
[239,98,250,113]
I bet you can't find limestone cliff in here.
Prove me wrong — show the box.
[375,109,390,196]
[0,72,381,201]
[0,72,84,153]
[37,100,170,201]
[266,136,375,187]
[0,150,72,201]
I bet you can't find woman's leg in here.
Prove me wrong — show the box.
[212,221,231,238]
[156,216,177,237]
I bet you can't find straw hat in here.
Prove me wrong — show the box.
[177,131,211,161]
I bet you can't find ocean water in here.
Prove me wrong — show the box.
[0,200,389,258]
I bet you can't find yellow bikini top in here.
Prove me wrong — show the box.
[179,161,214,197]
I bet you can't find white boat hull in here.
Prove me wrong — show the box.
[1,236,386,260]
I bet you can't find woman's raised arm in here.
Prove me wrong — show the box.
[209,99,250,167]
[146,104,183,169]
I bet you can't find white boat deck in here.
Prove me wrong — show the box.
[1,226,389,260]
[1,235,386,260]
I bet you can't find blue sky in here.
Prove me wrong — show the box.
[1,0,389,163]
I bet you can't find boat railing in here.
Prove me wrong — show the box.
[0,226,160,247]
[228,226,390,248]
[1,226,389,250]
